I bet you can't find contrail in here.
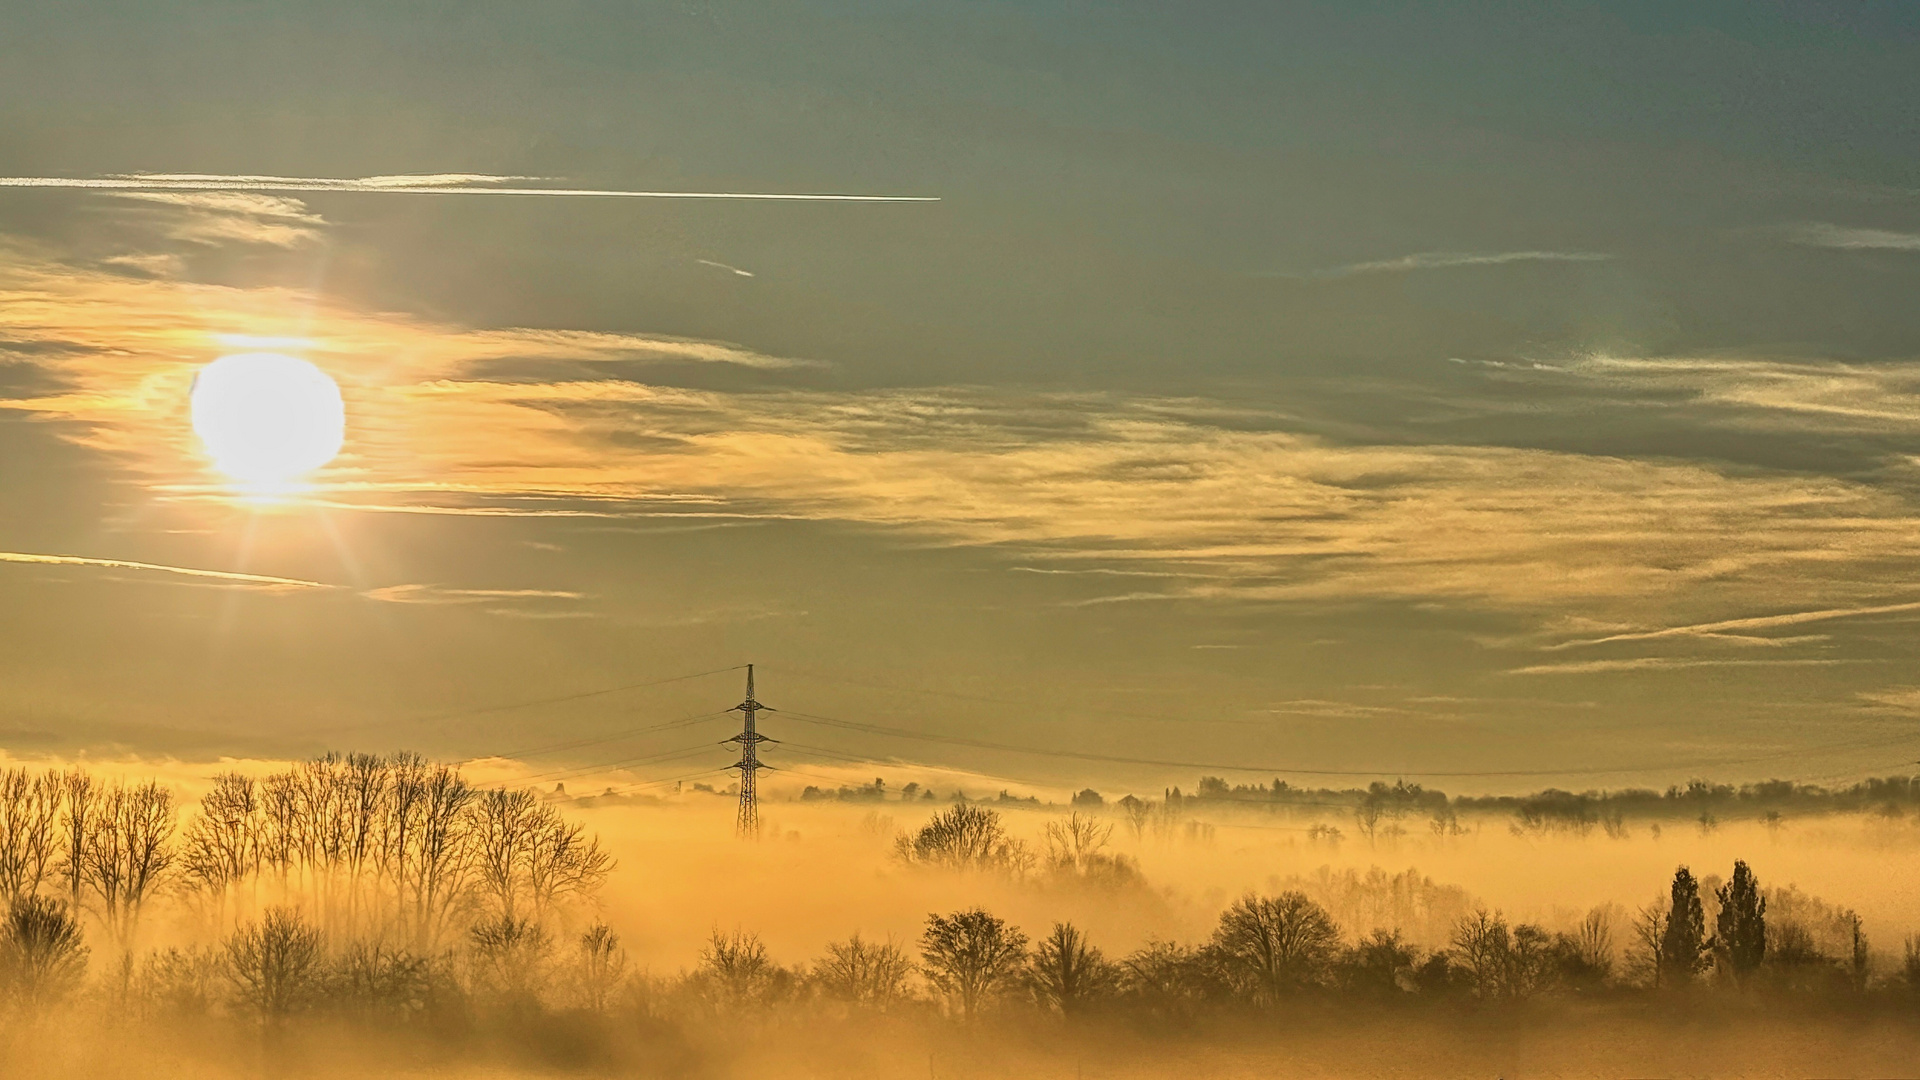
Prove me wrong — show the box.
[0,550,336,590]
[0,172,939,202]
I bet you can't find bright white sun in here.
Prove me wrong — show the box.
[190,352,345,486]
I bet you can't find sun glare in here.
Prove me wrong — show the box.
[189,352,345,488]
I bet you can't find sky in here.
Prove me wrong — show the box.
[2,2,1919,795]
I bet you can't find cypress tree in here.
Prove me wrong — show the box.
[1659,866,1707,985]
[1715,860,1767,985]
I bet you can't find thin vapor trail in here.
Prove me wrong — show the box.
[0,173,939,202]
[0,550,335,589]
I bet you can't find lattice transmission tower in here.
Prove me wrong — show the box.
[725,664,776,838]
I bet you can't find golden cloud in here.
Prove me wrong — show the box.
[9,247,1920,634]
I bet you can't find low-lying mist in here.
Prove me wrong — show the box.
[2,754,1919,1078]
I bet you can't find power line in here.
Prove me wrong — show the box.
[512,743,722,786]
[778,708,1920,781]
[763,662,1248,727]
[459,709,732,765]
[310,664,745,741]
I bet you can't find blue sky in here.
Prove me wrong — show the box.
[1,3,1918,794]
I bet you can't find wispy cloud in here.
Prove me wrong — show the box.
[1314,250,1612,277]
[1552,600,1920,650]
[1508,657,1873,676]
[14,246,1920,633]
[361,584,588,605]
[111,191,327,248]
[0,551,334,591]
[0,173,938,202]
[1786,223,1920,251]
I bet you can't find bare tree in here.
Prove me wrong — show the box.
[1846,911,1870,992]
[82,781,176,949]
[182,773,261,914]
[1576,905,1618,983]
[1211,892,1341,1001]
[0,769,61,905]
[525,805,613,917]
[133,946,223,1020]
[1337,928,1418,996]
[410,765,475,946]
[468,913,553,1005]
[473,788,540,921]
[225,906,324,1022]
[920,908,1027,1019]
[258,771,301,893]
[570,922,627,1012]
[338,753,390,930]
[1043,814,1139,887]
[697,928,782,1007]
[896,805,1031,875]
[58,770,94,906]
[1630,899,1668,989]
[815,932,913,1009]
[1118,940,1220,1019]
[1029,921,1113,1015]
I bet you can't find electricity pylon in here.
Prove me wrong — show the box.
[725,664,776,838]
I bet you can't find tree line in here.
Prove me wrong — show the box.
[0,754,615,1017]
[0,778,1915,1040]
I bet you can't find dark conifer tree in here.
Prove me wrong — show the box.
[1714,860,1766,985]
[1659,866,1708,985]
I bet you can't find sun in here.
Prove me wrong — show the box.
[189,352,346,487]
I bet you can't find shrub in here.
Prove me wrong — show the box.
[0,894,88,1009]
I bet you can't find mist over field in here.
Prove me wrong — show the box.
[3,753,1920,1078]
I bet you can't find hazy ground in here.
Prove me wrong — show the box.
[5,756,1919,1078]
[581,793,1920,970]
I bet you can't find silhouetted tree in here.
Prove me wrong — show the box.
[182,772,261,911]
[468,913,553,1007]
[0,769,61,905]
[1211,891,1340,1001]
[330,940,440,1023]
[1575,906,1617,985]
[896,805,1031,875]
[697,928,783,1007]
[1659,866,1708,986]
[1338,929,1418,996]
[570,923,627,1012]
[1029,921,1114,1015]
[1043,813,1139,887]
[132,946,222,1019]
[1714,860,1766,985]
[82,780,176,950]
[814,932,912,1009]
[1846,911,1870,992]
[920,908,1028,1019]
[1118,940,1222,1020]
[225,907,324,1022]
[1631,900,1668,988]
[0,895,88,1009]
[1451,909,1514,998]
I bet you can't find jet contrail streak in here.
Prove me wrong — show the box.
[0,550,337,589]
[0,175,938,202]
